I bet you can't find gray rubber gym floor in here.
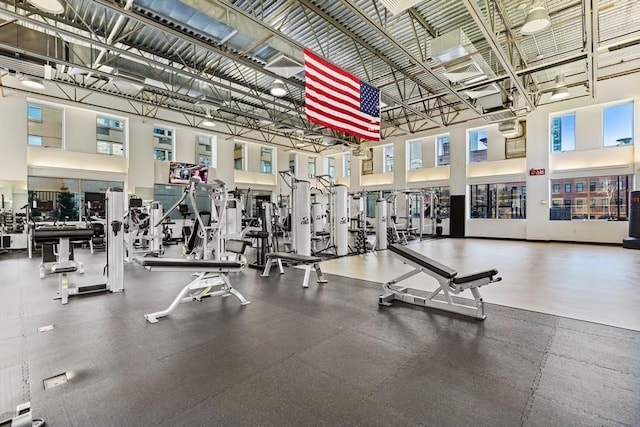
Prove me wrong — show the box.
[1,246,639,426]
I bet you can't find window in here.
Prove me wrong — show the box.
[344,153,351,177]
[234,143,245,170]
[552,184,560,193]
[27,103,63,148]
[437,135,450,166]
[153,126,174,161]
[468,129,487,162]
[195,135,215,167]
[28,104,42,121]
[550,175,632,220]
[289,153,296,174]
[408,141,423,169]
[260,147,273,174]
[603,102,633,146]
[550,113,576,152]
[471,182,526,219]
[308,157,317,178]
[384,145,394,172]
[327,157,336,178]
[97,116,125,156]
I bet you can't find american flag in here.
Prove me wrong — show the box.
[304,48,380,141]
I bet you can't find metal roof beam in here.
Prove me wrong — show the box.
[585,0,598,98]
[334,0,483,117]
[461,0,536,112]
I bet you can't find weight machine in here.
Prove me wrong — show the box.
[155,177,228,260]
[279,170,311,255]
[313,175,348,257]
[123,198,163,262]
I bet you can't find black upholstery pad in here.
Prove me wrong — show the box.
[136,257,242,269]
[389,244,457,279]
[266,252,322,263]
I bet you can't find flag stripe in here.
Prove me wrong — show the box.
[306,100,379,138]
[304,48,380,142]
[305,87,379,124]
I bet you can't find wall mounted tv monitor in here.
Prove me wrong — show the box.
[169,162,208,185]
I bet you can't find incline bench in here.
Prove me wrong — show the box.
[379,243,501,320]
[136,239,251,323]
[261,252,328,288]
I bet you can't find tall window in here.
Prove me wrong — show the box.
[550,113,576,152]
[468,129,487,162]
[436,135,450,166]
[27,103,63,148]
[344,153,351,177]
[603,102,633,146]
[308,157,317,178]
[153,126,174,161]
[195,135,215,167]
[289,153,296,173]
[549,175,632,220]
[384,145,394,172]
[470,182,526,219]
[96,116,125,156]
[408,141,423,169]
[327,157,336,178]
[260,147,273,174]
[234,143,245,170]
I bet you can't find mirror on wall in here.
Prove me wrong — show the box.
[27,176,123,223]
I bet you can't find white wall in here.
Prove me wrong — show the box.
[1,71,639,243]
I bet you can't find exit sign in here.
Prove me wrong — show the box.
[529,168,546,176]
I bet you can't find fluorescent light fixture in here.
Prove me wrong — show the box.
[270,79,287,97]
[521,1,551,35]
[549,74,569,101]
[202,119,216,127]
[550,86,569,100]
[28,0,64,14]
[19,76,45,90]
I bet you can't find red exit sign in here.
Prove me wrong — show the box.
[529,168,546,176]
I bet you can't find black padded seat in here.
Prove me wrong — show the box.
[136,258,242,269]
[452,269,498,284]
[388,244,457,279]
[266,252,322,263]
[34,228,94,243]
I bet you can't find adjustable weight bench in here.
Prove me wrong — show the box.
[379,244,501,320]
[136,257,249,323]
[261,252,328,288]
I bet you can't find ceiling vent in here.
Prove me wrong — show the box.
[352,146,372,160]
[264,54,303,78]
[464,83,501,99]
[431,29,475,63]
[482,108,517,122]
[498,119,522,138]
[443,60,488,84]
[377,0,424,15]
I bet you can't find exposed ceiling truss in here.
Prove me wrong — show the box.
[0,0,638,152]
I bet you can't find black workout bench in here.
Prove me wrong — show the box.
[379,243,501,320]
[261,252,328,288]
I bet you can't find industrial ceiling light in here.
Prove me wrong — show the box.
[202,119,216,127]
[521,1,551,35]
[19,75,46,90]
[270,79,287,97]
[549,74,569,100]
[27,0,65,14]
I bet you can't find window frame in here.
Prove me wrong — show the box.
[407,140,423,170]
[27,101,64,149]
[152,125,175,162]
[96,115,126,157]
[602,101,634,147]
[384,144,394,173]
[260,146,274,174]
[436,135,451,167]
[468,128,488,162]
[550,112,576,152]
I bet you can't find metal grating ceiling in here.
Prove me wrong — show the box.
[0,0,637,151]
